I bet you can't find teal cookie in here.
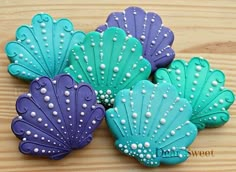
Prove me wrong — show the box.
[5,13,85,81]
[65,27,151,107]
[106,80,197,167]
[154,57,235,130]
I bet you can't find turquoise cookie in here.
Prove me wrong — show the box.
[154,57,235,130]
[65,27,151,107]
[5,13,85,81]
[106,80,197,167]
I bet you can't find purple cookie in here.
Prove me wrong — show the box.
[96,6,175,72]
[11,74,105,159]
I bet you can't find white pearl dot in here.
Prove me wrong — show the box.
[100,64,106,69]
[175,69,181,74]
[132,113,137,118]
[113,67,119,73]
[160,118,166,125]
[37,118,42,122]
[53,111,58,116]
[31,112,36,117]
[121,119,126,124]
[48,103,54,109]
[44,96,50,102]
[212,80,218,86]
[26,130,31,135]
[64,91,70,96]
[163,94,168,98]
[87,66,92,72]
[34,148,39,153]
[131,143,137,150]
[40,88,47,94]
[196,65,202,71]
[82,104,87,108]
[145,112,152,118]
[170,130,175,136]
[144,142,150,148]
[146,154,151,159]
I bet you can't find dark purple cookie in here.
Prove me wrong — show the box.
[11,74,105,159]
[96,6,175,72]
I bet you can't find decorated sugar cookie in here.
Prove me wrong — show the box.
[154,57,235,130]
[11,74,105,159]
[5,13,85,81]
[65,27,151,107]
[106,80,197,167]
[96,6,175,72]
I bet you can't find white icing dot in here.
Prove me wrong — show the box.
[163,94,168,98]
[44,96,50,102]
[196,65,202,71]
[219,99,224,104]
[37,118,42,122]
[213,116,217,120]
[92,120,96,124]
[40,88,47,94]
[145,112,152,118]
[160,118,166,125]
[140,68,144,72]
[170,130,175,136]
[195,73,200,77]
[57,119,61,123]
[82,103,87,108]
[132,113,137,118]
[64,91,70,96]
[126,73,131,78]
[131,143,137,150]
[48,103,54,109]
[34,148,39,153]
[34,134,38,138]
[113,67,119,73]
[60,33,65,37]
[100,64,106,69]
[179,107,184,112]
[144,142,150,148]
[118,144,123,148]
[31,112,36,117]
[146,154,151,159]
[139,154,144,158]
[212,80,218,86]
[53,111,58,116]
[193,80,198,85]
[179,154,183,158]
[87,66,92,72]
[138,144,142,148]
[121,119,126,124]
[122,98,126,103]
[26,130,31,135]
[186,132,190,136]
[124,149,129,154]
[140,35,145,40]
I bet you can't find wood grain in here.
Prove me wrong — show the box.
[0,0,235,171]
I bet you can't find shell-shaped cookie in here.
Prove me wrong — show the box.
[64,27,151,107]
[106,80,197,167]
[154,57,235,130]
[5,13,85,81]
[11,74,105,159]
[96,6,175,72]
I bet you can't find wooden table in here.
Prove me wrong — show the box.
[0,0,235,171]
